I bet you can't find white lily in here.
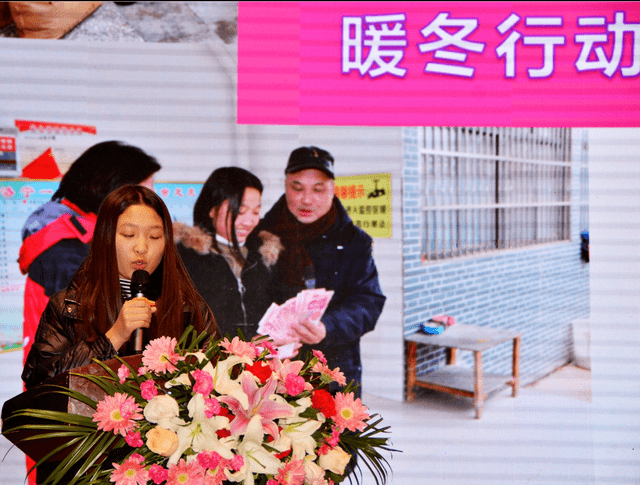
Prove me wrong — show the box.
[225,415,282,485]
[165,372,191,388]
[189,352,249,410]
[168,394,236,466]
[290,397,313,417]
[270,396,321,459]
[276,416,323,460]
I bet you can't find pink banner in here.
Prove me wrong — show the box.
[238,2,640,126]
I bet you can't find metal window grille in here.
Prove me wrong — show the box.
[420,127,571,261]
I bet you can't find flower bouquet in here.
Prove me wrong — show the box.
[6,328,394,485]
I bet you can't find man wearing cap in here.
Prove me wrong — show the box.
[257,146,386,397]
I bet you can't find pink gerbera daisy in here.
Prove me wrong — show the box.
[93,393,143,437]
[110,453,148,485]
[311,363,347,387]
[333,392,369,432]
[219,336,259,359]
[312,350,327,365]
[142,336,184,374]
[275,459,305,485]
[166,459,204,485]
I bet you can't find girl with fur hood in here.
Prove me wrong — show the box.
[175,167,284,341]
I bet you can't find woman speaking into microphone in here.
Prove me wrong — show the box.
[22,185,219,390]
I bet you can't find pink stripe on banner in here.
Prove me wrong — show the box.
[238,2,300,124]
[238,2,640,127]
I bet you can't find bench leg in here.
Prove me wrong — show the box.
[447,347,457,365]
[512,336,521,397]
[406,341,417,402]
[474,350,484,419]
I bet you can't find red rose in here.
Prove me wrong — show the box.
[245,361,272,383]
[311,389,336,418]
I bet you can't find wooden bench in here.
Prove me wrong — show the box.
[406,323,521,419]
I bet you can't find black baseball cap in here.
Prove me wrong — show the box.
[285,146,334,179]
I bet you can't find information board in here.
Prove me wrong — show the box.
[335,173,392,238]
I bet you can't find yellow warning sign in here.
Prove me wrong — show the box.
[335,173,391,238]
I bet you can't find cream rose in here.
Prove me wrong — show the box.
[146,426,179,457]
[144,395,180,424]
[319,446,352,475]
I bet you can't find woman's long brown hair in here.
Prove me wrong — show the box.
[77,185,213,341]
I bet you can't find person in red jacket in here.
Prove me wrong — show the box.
[19,141,161,365]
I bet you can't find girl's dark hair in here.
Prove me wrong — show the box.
[77,185,211,340]
[52,141,161,214]
[193,167,263,258]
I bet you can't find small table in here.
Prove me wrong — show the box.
[406,323,521,419]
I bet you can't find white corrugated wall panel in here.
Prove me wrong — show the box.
[1,38,239,181]
[588,128,640,483]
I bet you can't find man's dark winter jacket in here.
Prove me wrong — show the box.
[260,196,386,397]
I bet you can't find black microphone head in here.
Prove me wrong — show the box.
[130,269,150,299]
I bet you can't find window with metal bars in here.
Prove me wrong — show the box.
[420,127,571,261]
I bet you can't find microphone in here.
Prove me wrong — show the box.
[130,269,150,353]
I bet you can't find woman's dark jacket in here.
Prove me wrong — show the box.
[22,278,217,390]
[175,223,281,340]
[259,196,386,397]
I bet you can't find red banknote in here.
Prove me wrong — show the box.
[257,289,334,357]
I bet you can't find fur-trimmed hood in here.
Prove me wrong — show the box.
[173,222,283,269]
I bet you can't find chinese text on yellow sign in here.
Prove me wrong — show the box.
[335,173,391,238]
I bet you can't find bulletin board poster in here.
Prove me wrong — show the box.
[0,181,58,352]
[14,120,98,176]
[335,173,392,238]
[155,182,203,225]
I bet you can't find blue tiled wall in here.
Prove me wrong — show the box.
[402,128,590,384]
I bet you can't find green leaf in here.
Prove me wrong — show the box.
[8,408,95,427]
[68,432,121,484]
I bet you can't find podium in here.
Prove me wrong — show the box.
[1,354,142,463]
